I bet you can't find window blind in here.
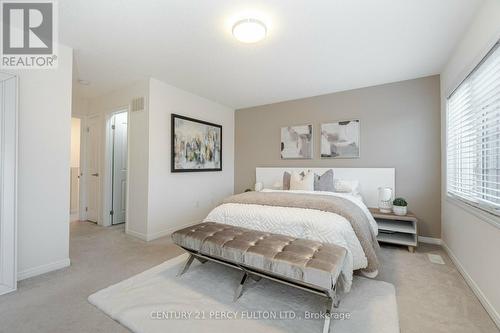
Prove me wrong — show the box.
[447,41,500,216]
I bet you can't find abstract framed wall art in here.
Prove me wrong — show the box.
[280,124,313,159]
[171,114,222,172]
[320,120,360,158]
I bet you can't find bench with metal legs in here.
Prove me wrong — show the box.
[177,251,342,333]
[177,253,208,276]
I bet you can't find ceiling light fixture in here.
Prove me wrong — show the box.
[232,18,267,43]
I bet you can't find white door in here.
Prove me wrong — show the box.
[85,115,101,222]
[112,112,127,224]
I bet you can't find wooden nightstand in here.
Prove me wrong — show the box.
[369,208,418,253]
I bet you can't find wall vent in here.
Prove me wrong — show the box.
[131,96,145,112]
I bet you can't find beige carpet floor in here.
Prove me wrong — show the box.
[0,221,497,333]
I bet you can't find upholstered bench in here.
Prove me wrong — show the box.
[172,222,347,333]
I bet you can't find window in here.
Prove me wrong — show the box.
[447,41,500,216]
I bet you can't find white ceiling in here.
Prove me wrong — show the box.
[60,0,483,109]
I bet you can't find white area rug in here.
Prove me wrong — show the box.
[89,254,399,333]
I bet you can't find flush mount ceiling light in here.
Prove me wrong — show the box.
[232,18,267,43]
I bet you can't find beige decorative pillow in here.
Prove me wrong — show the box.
[283,171,305,190]
[290,171,314,191]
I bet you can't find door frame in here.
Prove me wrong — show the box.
[77,116,86,221]
[103,107,129,227]
[78,115,91,222]
[0,72,18,295]
[69,114,85,221]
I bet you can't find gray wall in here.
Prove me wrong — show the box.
[235,75,441,238]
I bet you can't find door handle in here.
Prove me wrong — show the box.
[91,173,99,177]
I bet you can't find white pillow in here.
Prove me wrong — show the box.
[334,179,360,194]
[290,171,314,191]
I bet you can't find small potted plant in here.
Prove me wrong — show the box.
[392,197,408,216]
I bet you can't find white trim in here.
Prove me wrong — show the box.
[17,258,71,281]
[127,221,198,242]
[417,236,442,245]
[125,229,148,241]
[147,230,173,241]
[68,115,84,220]
[146,221,198,241]
[446,195,500,230]
[442,242,500,329]
[78,116,88,221]
[0,284,14,296]
[0,73,18,296]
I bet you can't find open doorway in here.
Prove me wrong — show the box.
[107,110,128,225]
[79,109,128,227]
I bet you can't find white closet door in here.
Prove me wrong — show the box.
[112,112,127,224]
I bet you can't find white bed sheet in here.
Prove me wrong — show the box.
[204,189,378,291]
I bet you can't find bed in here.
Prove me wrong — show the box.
[204,167,395,292]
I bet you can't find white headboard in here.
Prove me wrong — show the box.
[256,167,395,208]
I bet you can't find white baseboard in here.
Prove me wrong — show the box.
[125,229,148,241]
[146,221,199,241]
[146,229,173,241]
[17,258,71,281]
[442,242,500,329]
[0,283,16,296]
[418,236,443,245]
